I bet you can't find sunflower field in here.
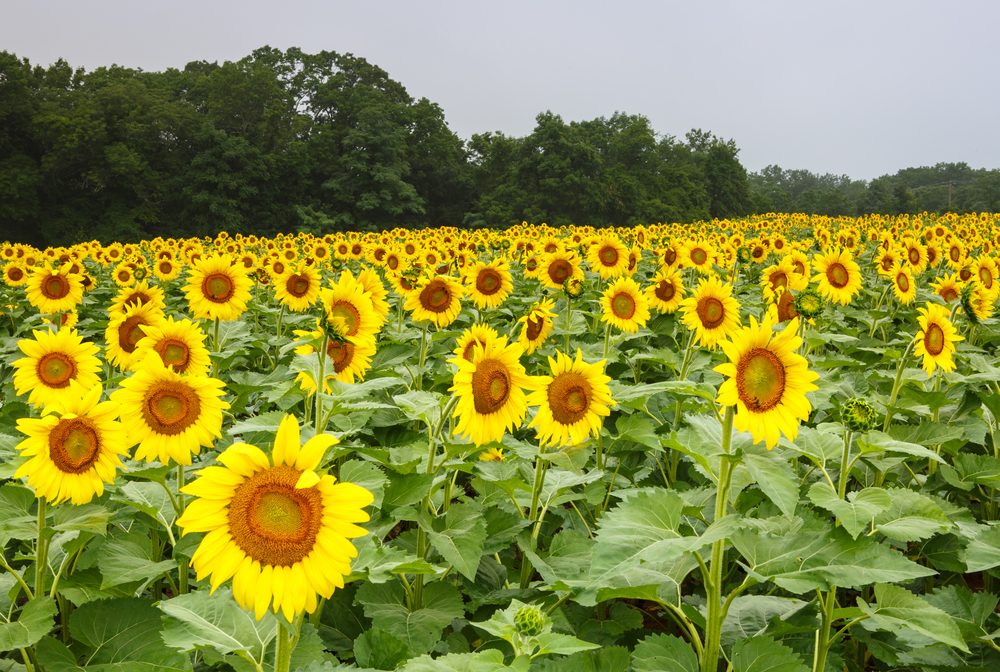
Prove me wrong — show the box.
[1,213,1000,672]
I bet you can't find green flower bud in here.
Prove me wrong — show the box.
[794,288,825,319]
[841,398,880,432]
[736,246,752,264]
[514,604,547,637]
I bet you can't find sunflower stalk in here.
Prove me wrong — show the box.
[519,450,549,589]
[563,296,572,353]
[315,331,329,435]
[881,338,915,434]
[700,406,735,672]
[416,322,429,391]
[668,330,698,484]
[176,464,189,594]
[34,499,48,597]
[273,617,301,672]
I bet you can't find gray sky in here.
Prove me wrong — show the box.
[3,0,998,179]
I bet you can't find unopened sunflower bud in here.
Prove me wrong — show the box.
[564,277,584,298]
[514,604,547,637]
[794,288,824,319]
[841,398,879,432]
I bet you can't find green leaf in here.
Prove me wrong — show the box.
[52,503,109,536]
[532,632,600,656]
[159,588,276,657]
[807,483,890,539]
[116,481,176,531]
[338,460,387,509]
[395,390,445,426]
[353,627,409,670]
[859,584,969,652]
[97,529,176,590]
[743,450,799,517]
[873,488,952,542]
[924,585,998,641]
[857,432,945,464]
[962,523,1000,572]
[420,500,487,581]
[0,597,56,652]
[612,414,661,451]
[356,581,462,655]
[632,633,698,672]
[0,483,37,544]
[70,597,193,670]
[398,650,513,672]
[532,646,630,672]
[731,635,809,672]
[228,410,286,436]
[721,596,814,647]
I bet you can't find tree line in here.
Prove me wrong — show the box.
[1,47,998,246]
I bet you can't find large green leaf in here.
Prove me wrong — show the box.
[807,483,890,539]
[963,523,1000,572]
[355,581,463,656]
[0,597,56,652]
[0,483,37,544]
[419,500,487,581]
[731,635,809,672]
[398,650,519,672]
[159,588,276,658]
[97,529,176,590]
[742,450,799,518]
[116,481,176,532]
[859,584,969,653]
[632,633,698,672]
[70,597,193,670]
[873,488,952,542]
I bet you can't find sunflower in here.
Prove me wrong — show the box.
[539,250,584,290]
[134,316,212,377]
[105,302,166,371]
[600,277,650,333]
[526,349,614,448]
[14,381,127,505]
[945,239,967,270]
[25,264,84,315]
[479,446,505,462]
[518,299,557,355]
[875,248,900,278]
[3,262,28,287]
[715,315,819,449]
[679,276,742,349]
[320,273,382,340]
[930,273,963,303]
[812,248,862,305]
[450,336,532,446]
[974,256,999,297]
[914,302,963,376]
[293,322,376,389]
[177,414,373,620]
[890,262,917,305]
[903,239,928,273]
[465,259,513,309]
[153,256,182,282]
[13,328,102,409]
[405,275,464,328]
[184,254,254,321]
[274,264,322,312]
[760,257,805,303]
[454,323,501,362]
[645,269,685,313]
[111,355,229,466]
[110,280,167,315]
[683,239,716,273]
[587,234,630,279]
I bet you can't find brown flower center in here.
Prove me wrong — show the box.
[826,262,849,288]
[471,359,511,414]
[48,418,100,474]
[8,267,24,281]
[547,259,572,285]
[43,274,70,300]
[118,315,150,353]
[663,249,678,265]
[326,339,355,373]
[547,371,591,425]
[461,338,487,362]
[286,274,311,298]
[141,381,202,435]
[940,287,958,302]
[328,300,361,335]
[37,352,76,388]
[228,464,323,567]
[924,323,946,356]
[908,248,920,265]
[979,267,994,289]
[654,279,675,302]
[525,314,545,341]
[598,245,619,267]
[476,269,503,296]
[155,338,192,372]
[696,296,726,329]
[202,272,235,303]
[690,247,708,266]
[418,280,452,313]
[769,272,788,291]
[610,291,636,320]
[896,273,910,293]
[736,347,786,412]
[950,246,961,262]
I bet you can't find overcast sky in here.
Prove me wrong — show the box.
[3,0,997,179]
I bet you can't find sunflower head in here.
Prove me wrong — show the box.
[526,349,615,448]
[564,277,584,299]
[840,398,880,433]
[794,288,825,319]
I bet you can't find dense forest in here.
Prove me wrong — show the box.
[2,46,999,246]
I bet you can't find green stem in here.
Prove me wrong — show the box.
[519,452,549,588]
[416,322,429,391]
[274,618,298,672]
[177,464,189,594]
[602,323,612,360]
[701,406,735,672]
[35,499,47,596]
[668,330,698,484]
[563,297,572,353]
[814,430,852,672]
[0,552,33,600]
[315,332,329,435]
[882,339,914,433]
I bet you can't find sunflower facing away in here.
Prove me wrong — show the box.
[112,355,229,465]
[13,328,102,409]
[450,336,532,446]
[679,275,742,349]
[177,414,373,620]
[320,272,381,341]
[600,277,650,333]
[454,323,501,362]
[715,315,819,449]
[812,248,862,305]
[518,299,557,354]
[914,302,963,376]
[14,381,127,505]
[25,264,84,315]
[134,316,212,377]
[527,349,614,448]
[184,254,254,321]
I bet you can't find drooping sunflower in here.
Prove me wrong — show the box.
[760,256,807,303]
[105,302,166,371]
[465,259,513,309]
[913,302,963,376]
[812,248,862,305]
[25,264,84,315]
[587,234,630,279]
[715,315,819,449]
[134,316,212,377]
[111,355,229,466]
[645,269,685,313]
[538,250,584,290]
[518,298,557,355]
[274,264,322,312]
[526,349,614,448]
[405,275,464,328]
[450,336,532,446]
[890,262,917,305]
[679,276,742,349]
[13,328,102,409]
[177,414,373,620]
[14,381,127,505]
[184,254,254,321]
[600,277,650,333]
[454,323,501,362]
[319,273,381,341]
